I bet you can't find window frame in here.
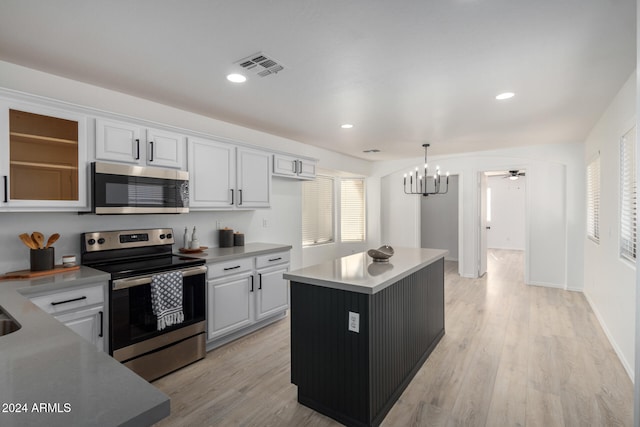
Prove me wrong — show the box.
[340,177,366,243]
[302,174,335,247]
[620,125,636,262]
[586,153,600,243]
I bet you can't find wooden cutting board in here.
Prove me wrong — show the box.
[0,265,80,280]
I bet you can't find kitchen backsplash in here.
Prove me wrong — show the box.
[0,179,301,273]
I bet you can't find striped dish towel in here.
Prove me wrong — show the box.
[150,271,184,331]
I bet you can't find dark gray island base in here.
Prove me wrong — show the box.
[286,248,447,427]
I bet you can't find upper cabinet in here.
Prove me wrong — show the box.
[187,138,270,210]
[273,154,316,180]
[95,118,185,169]
[0,101,87,210]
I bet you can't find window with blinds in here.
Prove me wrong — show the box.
[341,178,366,242]
[620,125,636,261]
[302,175,334,246]
[587,155,600,243]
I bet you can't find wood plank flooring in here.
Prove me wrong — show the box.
[153,250,633,426]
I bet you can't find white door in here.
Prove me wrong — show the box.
[95,118,142,164]
[207,274,253,340]
[256,266,289,320]
[55,305,104,351]
[478,172,488,277]
[236,147,270,208]
[187,137,236,208]
[146,128,185,169]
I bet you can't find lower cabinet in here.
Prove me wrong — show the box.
[207,251,290,343]
[29,283,106,351]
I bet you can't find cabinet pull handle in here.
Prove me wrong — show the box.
[149,141,154,161]
[239,189,243,206]
[98,311,104,338]
[296,160,300,174]
[230,189,234,205]
[2,176,7,203]
[258,273,262,290]
[223,265,241,271]
[51,296,87,306]
[135,139,140,160]
[268,257,282,262]
[292,161,297,173]
[250,275,254,292]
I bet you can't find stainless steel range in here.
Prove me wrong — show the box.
[81,228,206,382]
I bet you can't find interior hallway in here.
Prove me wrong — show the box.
[153,250,633,426]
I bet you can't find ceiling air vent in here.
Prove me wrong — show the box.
[235,52,285,77]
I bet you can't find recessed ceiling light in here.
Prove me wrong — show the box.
[226,73,247,83]
[495,92,515,100]
[363,149,380,153]
[341,123,354,129]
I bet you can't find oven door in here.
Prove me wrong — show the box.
[109,265,206,358]
[92,161,189,214]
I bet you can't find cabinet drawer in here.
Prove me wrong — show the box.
[30,284,104,315]
[208,257,253,279]
[256,251,290,269]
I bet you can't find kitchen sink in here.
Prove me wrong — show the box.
[0,309,20,336]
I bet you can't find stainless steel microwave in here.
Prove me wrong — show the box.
[91,162,189,214]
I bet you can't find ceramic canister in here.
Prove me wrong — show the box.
[219,228,234,248]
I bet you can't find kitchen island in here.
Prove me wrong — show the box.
[284,247,447,427]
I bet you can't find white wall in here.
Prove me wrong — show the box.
[373,142,583,289]
[584,71,636,379]
[421,175,459,261]
[487,175,526,250]
[0,60,376,272]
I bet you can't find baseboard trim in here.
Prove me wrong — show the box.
[583,291,634,382]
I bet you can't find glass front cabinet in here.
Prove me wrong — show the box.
[0,100,87,210]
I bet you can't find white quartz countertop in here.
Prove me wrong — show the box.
[284,247,448,295]
[0,266,169,427]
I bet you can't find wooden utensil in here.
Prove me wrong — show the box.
[19,233,38,249]
[45,233,60,248]
[31,232,45,249]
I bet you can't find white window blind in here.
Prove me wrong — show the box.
[620,125,636,261]
[341,178,365,242]
[587,155,600,242]
[302,175,334,246]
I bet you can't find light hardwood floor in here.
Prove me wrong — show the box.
[154,250,633,426]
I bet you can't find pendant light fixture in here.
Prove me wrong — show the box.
[403,144,449,196]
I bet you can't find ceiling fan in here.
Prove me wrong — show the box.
[503,170,526,180]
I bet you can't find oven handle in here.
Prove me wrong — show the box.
[112,265,207,290]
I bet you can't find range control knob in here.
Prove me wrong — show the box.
[159,234,166,239]
[87,238,96,245]
[97,238,106,245]
[166,233,173,239]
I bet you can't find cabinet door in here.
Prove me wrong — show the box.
[273,154,298,177]
[256,265,289,320]
[146,128,185,169]
[236,147,270,208]
[187,137,236,208]
[95,118,142,164]
[0,102,87,209]
[207,273,254,340]
[297,158,317,179]
[55,305,105,352]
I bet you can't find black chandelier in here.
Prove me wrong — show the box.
[403,144,449,196]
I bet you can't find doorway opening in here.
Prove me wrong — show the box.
[479,170,527,279]
[420,174,459,261]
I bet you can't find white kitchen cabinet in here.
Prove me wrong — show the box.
[206,250,290,344]
[0,100,88,210]
[236,147,271,208]
[273,154,317,180]
[187,138,270,210]
[187,137,236,208]
[95,118,185,169]
[29,283,106,351]
[207,257,254,340]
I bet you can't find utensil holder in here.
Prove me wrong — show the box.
[234,233,245,246]
[30,248,54,272]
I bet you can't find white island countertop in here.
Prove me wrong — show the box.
[284,247,448,295]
